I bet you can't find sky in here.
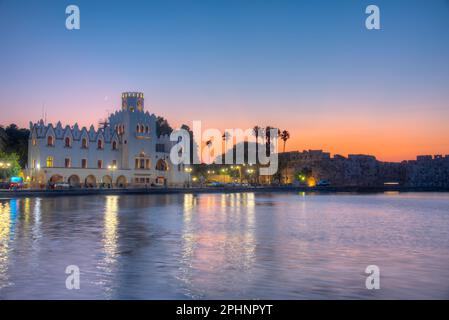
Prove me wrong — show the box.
[0,0,448,162]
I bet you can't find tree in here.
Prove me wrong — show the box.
[264,126,280,156]
[0,151,21,180]
[0,127,7,152]
[252,125,261,164]
[156,116,173,137]
[280,130,290,153]
[180,124,199,165]
[3,124,30,168]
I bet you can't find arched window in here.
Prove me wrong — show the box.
[112,140,117,150]
[65,137,71,147]
[98,139,103,149]
[47,136,54,146]
[81,138,88,148]
[46,156,54,168]
[145,126,149,133]
[156,159,168,171]
[136,124,140,132]
[140,125,144,133]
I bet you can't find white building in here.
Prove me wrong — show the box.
[27,92,189,188]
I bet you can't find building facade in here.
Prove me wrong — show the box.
[27,92,189,188]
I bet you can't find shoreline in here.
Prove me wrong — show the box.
[1,186,449,198]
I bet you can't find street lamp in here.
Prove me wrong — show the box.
[247,168,255,184]
[108,165,117,188]
[0,162,12,182]
[184,167,193,187]
[0,162,11,168]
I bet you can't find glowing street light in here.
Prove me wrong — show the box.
[184,167,193,187]
[0,162,11,168]
[108,164,117,188]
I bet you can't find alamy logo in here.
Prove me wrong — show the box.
[169,121,279,175]
[65,5,80,30]
[65,265,80,290]
[365,5,381,30]
[365,265,380,289]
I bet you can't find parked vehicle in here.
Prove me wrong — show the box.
[9,177,24,190]
[207,181,224,187]
[317,180,330,187]
[0,182,10,190]
[54,182,71,189]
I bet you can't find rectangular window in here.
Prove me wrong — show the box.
[112,160,117,167]
[145,159,150,169]
[135,158,139,169]
[81,159,87,168]
[65,158,71,168]
[156,144,165,153]
[32,159,36,169]
[97,160,103,169]
[140,159,145,169]
[46,156,53,168]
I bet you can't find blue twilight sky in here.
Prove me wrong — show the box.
[0,0,449,160]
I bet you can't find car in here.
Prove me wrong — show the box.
[54,182,70,189]
[0,182,10,190]
[317,180,330,187]
[207,181,224,187]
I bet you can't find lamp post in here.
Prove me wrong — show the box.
[108,165,117,188]
[247,168,255,185]
[184,167,193,187]
[0,162,11,181]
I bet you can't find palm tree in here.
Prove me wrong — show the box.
[205,139,212,164]
[252,126,261,164]
[280,130,290,153]
[222,132,231,163]
[280,130,291,184]
[265,126,279,156]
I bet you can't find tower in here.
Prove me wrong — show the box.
[122,92,144,112]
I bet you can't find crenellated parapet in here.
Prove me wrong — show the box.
[29,120,119,144]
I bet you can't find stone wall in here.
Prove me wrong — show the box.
[280,150,449,187]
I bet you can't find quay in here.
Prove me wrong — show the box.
[1,186,449,198]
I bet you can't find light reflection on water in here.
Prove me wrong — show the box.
[0,192,449,299]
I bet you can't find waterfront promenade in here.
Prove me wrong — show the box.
[1,185,449,198]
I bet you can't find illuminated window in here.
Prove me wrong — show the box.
[47,136,54,146]
[32,139,37,146]
[65,158,71,168]
[32,159,36,169]
[46,156,54,168]
[82,138,88,148]
[97,160,103,169]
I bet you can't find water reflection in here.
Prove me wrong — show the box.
[1,193,449,299]
[0,201,11,288]
[179,193,257,298]
[95,195,120,297]
[103,196,119,266]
